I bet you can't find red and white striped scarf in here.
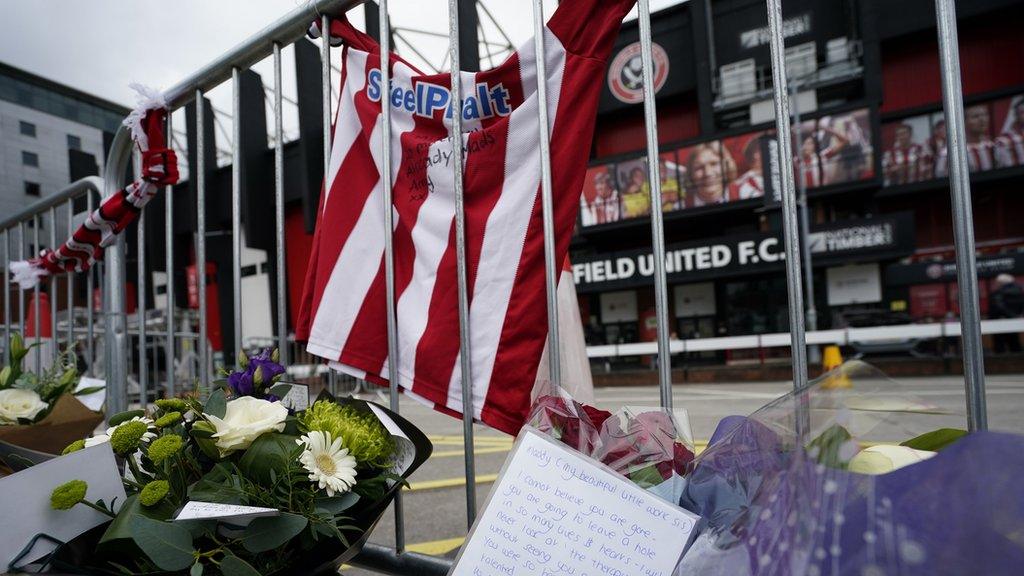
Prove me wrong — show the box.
[297,0,634,434]
[11,87,179,289]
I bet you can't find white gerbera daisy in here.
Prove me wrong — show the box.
[297,431,358,497]
[105,416,157,444]
[84,434,110,448]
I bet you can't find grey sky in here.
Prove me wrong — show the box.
[0,1,685,107]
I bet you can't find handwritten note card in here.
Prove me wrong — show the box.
[173,501,278,524]
[450,428,699,576]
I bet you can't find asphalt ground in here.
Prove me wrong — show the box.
[341,373,1024,574]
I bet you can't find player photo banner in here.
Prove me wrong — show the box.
[297,0,637,435]
[881,92,1024,188]
[10,85,179,289]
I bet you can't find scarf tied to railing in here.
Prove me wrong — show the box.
[10,85,179,289]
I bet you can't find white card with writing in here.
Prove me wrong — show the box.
[368,403,415,477]
[450,428,700,576]
[275,382,309,412]
[74,376,106,412]
[173,501,279,524]
[0,444,126,568]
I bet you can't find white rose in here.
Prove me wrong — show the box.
[205,396,288,456]
[0,388,49,424]
[848,445,936,475]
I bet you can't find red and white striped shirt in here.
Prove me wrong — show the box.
[296,0,635,434]
[996,129,1024,169]
[730,170,763,200]
[882,143,927,186]
[968,138,997,172]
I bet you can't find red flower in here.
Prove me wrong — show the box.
[582,405,612,429]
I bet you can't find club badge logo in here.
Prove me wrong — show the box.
[608,42,670,105]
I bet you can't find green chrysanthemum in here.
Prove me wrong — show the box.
[148,434,184,464]
[299,401,395,469]
[109,420,148,455]
[62,439,86,455]
[154,411,182,428]
[50,480,88,510]
[155,398,188,413]
[139,480,170,507]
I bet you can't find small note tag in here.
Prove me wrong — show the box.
[173,501,279,524]
[270,382,309,412]
[74,377,106,412]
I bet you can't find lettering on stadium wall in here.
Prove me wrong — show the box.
[573,214,914,292]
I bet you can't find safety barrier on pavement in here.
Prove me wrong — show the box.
[0,0,992,573]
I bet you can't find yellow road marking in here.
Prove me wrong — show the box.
[406,536,466,555]
[432,446,511,458]
[407,473,499,491]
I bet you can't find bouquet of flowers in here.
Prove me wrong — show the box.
[528,384,695,503]
[0,333,103,459]
[675,360,1024,575]
[29,349,429,575]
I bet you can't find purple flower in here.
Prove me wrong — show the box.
[227,369,254,396]
[249,349,286,384]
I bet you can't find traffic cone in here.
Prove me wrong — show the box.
[820,345,852,389]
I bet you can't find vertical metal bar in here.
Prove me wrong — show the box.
[48,207,57,362]
[530,0,562,389]
[636,0,674,410]
[66,201,74,356]
[33,215,40,369]
[165,113,176,397]
[450,0,478,529]
[791,87,819,365]
[3,229,9,363]
[935,0,987,431]
[196,89,209,391]
[17,223,25,338]
[86,193,94,375]
[232,67,244,355]
[371,3,408,549]
[765,0,810,395]
[273,43,289,365]
[33,215,40,366]
[138,208,148,407]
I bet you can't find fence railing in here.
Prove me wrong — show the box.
[1,0,989,573]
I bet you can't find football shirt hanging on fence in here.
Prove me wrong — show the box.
[297,0,636,434]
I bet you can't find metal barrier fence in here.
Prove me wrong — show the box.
[0,0,989,572]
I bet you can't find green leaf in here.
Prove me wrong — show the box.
[190,561,205,576]
[807,424,854,469]
[237,433,298,485]
[74,385,105,396]
[627,464,666,489]
[240,513,308,553]
[269,384,293,399]
[108,409,146,427]
[188,464,243,504]
[100,495,176,548]
[129,515,196,571]
[204,389,226,419]
[900,428,968,452]
[219,554,261,576]
[190,421,222,461]
[316,493,360,515]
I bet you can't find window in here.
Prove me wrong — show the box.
[24,182,40,197]
[19,121,36,137]
[22,151,39,167]
[67,134,82,150]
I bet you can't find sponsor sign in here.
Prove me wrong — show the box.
[740,14,812,49]
[573,214,914,292]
